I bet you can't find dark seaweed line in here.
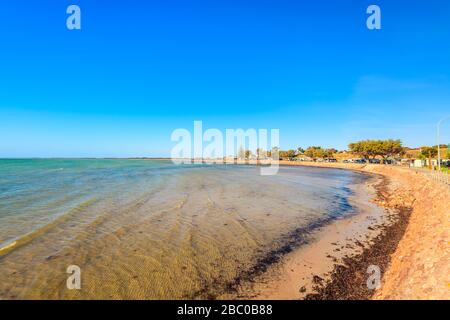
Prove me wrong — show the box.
[189,186,366,300]
[188,173,378,300]
[304,175,412,300]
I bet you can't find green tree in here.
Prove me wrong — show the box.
[420,146,438,169]
[327,148,338,155]
[348,140,377,159]
[326,149,336,158]
[304,146,331,160]
[380,139,404,162]
[348,141,365,159]
[348,139,403,162]
[304,146,319,159]
[284,149,296,159]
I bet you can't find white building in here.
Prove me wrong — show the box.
[412,159,425,168]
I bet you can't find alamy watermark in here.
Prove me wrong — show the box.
[66,265,81,290]
[66,4,381,31]
[367,5,382,30]
[66,5,81,30]
[366,264,381,290]
[170,121,280,175]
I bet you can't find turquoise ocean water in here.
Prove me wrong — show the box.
[0,159,371,299]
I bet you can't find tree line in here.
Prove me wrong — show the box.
[237,139,448,165]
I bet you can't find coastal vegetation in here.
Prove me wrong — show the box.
[237,139,449,170]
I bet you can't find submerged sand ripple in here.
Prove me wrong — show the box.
[0,164,367,299]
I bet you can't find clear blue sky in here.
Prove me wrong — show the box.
[0,0,449,157]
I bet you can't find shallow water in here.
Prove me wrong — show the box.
[0,159,370,299]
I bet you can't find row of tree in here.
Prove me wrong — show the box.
[276,141,405,161]
[237,139,448,165]
[348,140,448,165]
[239,146,338,160]
[302,146,337,160]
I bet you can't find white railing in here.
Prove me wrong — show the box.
[428,170,450,186]
[402,165,450,187]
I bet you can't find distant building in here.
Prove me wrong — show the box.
[413,159,425,168]
[425,159,438,167]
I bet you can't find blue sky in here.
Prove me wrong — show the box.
[0,0,449,157]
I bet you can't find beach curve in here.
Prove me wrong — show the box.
[234,161,449,300]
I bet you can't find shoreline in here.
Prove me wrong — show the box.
[304,175,411,299]
[231,161,449,300]
[225,170,393,300]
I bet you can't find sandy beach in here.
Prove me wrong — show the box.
[219,160,449,300]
